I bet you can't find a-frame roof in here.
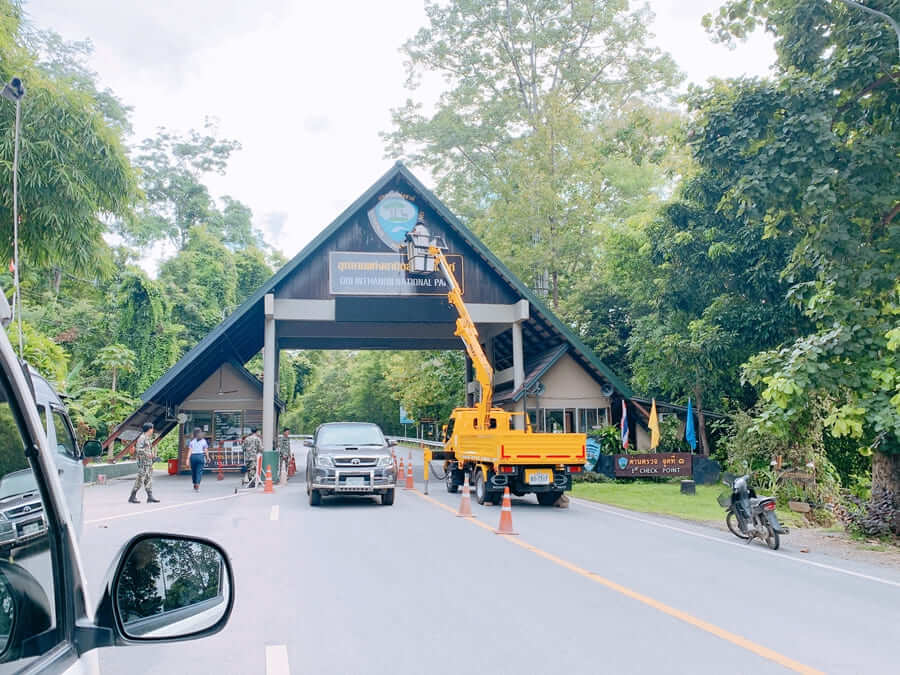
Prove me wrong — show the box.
[141,162,633,409]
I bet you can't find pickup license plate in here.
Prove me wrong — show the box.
[345,476,366,487]
[525,469,552,485]
[21,522,42,537]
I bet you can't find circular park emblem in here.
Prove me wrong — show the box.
[617,456,629,470]
[368,191,418,250]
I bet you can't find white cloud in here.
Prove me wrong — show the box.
[25,0,776,271]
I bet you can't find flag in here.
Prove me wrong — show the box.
[685,397,697,451]
[620,400,629,449]
[649,398,660,450]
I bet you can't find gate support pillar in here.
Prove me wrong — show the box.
[263,293,276,453]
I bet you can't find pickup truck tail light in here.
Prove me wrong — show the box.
[568,465,583,473]
[498,466,515,474]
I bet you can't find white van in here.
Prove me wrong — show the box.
[28,367,85,533]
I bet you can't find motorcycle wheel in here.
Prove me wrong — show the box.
[765,525,780,550]
[726,510,749,539]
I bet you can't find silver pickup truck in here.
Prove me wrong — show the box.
[305,422,398,506]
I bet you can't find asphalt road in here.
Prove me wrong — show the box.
[79,446,900,675]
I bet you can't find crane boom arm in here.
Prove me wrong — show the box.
[430,246,493,425]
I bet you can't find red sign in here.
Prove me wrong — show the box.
[614,453,692,477]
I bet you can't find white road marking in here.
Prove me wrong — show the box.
[266,645,290,675]
[270,505,279,521]
[572,497,900,589]
[85,492,247,525]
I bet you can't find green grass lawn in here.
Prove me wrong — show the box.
[571,481,805,528]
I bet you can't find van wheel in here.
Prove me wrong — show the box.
[381,489,395,506]
[536,491,562,506]
[309,489,322,506]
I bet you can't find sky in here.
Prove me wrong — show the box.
[24,0,775,274]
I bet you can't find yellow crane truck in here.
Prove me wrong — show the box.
[405,227,586,506]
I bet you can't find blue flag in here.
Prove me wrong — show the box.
[685,397,697,451]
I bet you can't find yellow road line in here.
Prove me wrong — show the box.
[414,490,823,675]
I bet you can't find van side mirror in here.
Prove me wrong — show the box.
[303,440,313,447]
[83,534,234,651]
[82,440,102,458]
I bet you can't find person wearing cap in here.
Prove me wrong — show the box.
[128,422,160,504]
[242,427,263,487]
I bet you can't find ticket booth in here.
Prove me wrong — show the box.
[174,362,283,473]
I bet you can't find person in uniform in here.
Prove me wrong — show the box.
[278,427,292,478]
[243,427,263,487]
[128,422,160,504]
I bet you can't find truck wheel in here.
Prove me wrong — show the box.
[536,491,563,506]
[474,469,490,505]
[446,471,459,494]
[309,489,322,506]
[381,489,395,506]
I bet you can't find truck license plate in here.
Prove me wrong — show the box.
[21,522,41,537]
[525,469,552,485]
[345,476,366,486]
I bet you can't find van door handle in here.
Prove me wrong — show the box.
[58,468,64,475]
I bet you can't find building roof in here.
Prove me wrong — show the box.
[140,162,633,410]
[493,345,569,405]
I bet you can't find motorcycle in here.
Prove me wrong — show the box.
[718,473,788,550]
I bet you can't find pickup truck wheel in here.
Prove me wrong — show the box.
[381,489,395,506]
[309,489,322,506]
[536,491,563,506]
[474,469,489,505]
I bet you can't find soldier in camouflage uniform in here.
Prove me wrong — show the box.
[243,427,263,487]
[128,422,160,504]
[278,428,292,479]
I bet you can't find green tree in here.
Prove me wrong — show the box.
[126,121,240,249]
[386,0,683,306]
[234,245,272,303]
[158,226,238,345]
[115,270,182,394]
[384,350,465,425]
[0,1,136,270]
[701,0,900,495]
[95,343,136,393]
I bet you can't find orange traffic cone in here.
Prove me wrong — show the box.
[495,487,518,535]
[404,452,414,489]
[216,462,224,481]
[397,457,404,485]
[288,456,297,477]
[456,474,474,518]
[264,465,274,494]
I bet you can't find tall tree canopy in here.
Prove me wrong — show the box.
[0,1,136,270]
[385,0,684,307]
[700,0,900,493]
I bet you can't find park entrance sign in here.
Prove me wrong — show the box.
[109,162,634,456]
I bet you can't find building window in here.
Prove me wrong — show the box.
[546,409,565,433]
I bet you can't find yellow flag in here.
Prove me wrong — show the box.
[649,398,660,450]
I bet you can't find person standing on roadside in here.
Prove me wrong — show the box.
[278,427,292,479]
[128,422,160,504]
[188,428,209,492]
[243,427,263,488]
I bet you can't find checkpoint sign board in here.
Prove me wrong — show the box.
[614,453,692,478]
[329,251,464,296]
